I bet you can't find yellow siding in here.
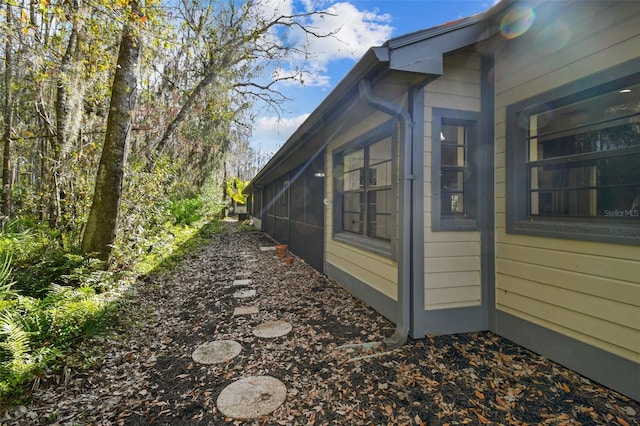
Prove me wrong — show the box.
[493,1,640,363]
[423,52,483,310]
[324,101,399,301]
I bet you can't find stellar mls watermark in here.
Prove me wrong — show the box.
[602,209,639,217]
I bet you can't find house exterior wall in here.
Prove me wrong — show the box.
[491,0,640,398]
[422,52,483,310]
[325,103,402,322]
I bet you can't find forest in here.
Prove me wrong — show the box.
[0,0,326,405]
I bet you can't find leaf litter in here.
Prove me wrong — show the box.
[5,222,638,425]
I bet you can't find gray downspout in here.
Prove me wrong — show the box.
[358,79,413,349]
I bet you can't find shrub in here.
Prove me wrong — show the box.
[168,197,203,225]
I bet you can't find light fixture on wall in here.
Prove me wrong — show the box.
[440,132,446,141]
[314,171,325,177]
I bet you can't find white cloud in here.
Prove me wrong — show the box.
[251,113,311,153]
[254,0,294,22]
[252,1,393,88]
[271,67,332,88]
[305,2,393,65]
[249,2,394,149]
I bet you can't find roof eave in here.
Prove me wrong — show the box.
[247,0,509,192]
[246,47,390,191]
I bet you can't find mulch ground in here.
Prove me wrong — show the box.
[6,222,639,425]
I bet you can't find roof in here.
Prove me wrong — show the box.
[246,0,510,192]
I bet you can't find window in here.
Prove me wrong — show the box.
[432,109,479,231]
[342,137,392,240]
[334,122,395,255]
[506,64,640,245]
[528,83,640,219]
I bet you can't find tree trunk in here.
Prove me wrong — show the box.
[1,3,14,217]
[81,4,142,260]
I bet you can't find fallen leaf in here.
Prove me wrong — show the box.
[616,417,630,426]
[474,411,491,424]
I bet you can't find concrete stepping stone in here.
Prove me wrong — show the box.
[192,340,242,364]
[233,279,252,287]
[252,320,292,338]
[233,306,259,316]
[216,376,287,420]
[259,246,276,251]
[233,288,256,298]
[235,271,252,278]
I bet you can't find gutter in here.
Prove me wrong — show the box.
[358,79,413,349]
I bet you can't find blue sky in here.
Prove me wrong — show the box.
[250,0,496,154]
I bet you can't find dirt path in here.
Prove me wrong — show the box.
[8,223,638,425]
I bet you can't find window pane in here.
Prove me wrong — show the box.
[344,148,364,172]
[441,124,465,144]
[343,192,362,212]
[535,82,640,135]
[367,189,392,240]
[343,169,363,191]
[597,154,640,215]
[368,160,391,187]
[529,153,640,217]
[526,80,640,220]
[442,144,465,166]
[530,82,640,160]
[343,192,363,234]
[441,170,465,191]
[369,137,392,165]
[442,193,464,214]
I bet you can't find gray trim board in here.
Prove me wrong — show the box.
[410,87,427,339]
[481,53,497,332]
[497,310,640,401]
[326,262,397,324]
[424,305,487,335]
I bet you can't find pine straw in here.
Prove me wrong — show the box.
[8,222,638,425]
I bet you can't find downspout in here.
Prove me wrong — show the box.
[358,79,413,349]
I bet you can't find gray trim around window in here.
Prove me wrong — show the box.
[506,58,640,246]
[431,108,480,231]
[333,120,398,258]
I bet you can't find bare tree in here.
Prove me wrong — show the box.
[150,0,333,155]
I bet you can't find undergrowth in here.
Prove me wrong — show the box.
[0,191,229,407]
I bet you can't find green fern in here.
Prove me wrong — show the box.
[0,310,33,374]
[0,251,15,301]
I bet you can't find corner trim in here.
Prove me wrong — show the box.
[497,310,640,401]
[423,305,487,335]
